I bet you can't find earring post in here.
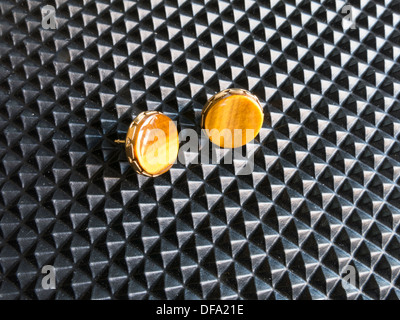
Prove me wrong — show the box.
[114,139,126,144]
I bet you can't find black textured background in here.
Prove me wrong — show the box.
[1,0,400,300]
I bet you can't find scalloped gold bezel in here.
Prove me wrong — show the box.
[124,111,170,178]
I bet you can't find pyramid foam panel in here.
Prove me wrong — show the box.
[1,0,400,299]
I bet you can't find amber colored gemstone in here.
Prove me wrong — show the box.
[125,111,179,177]
[201,89,264,148]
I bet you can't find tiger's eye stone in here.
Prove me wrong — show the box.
[125,112,179,177]
[201,89,264,148]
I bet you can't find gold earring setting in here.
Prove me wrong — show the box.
[116,89,264,177]
[201,89,264,149]
[116,111,179,177]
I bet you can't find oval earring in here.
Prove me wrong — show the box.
[201,89,264,149]
[115,111,179,177]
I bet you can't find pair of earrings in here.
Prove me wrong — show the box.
[115,89,264,177]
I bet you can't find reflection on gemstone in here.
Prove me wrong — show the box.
[125,112,179,177]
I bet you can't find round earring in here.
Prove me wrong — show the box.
[201,89,264,149]
[115,111,179,177]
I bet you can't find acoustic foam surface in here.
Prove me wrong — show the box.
[1,0,400,299]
